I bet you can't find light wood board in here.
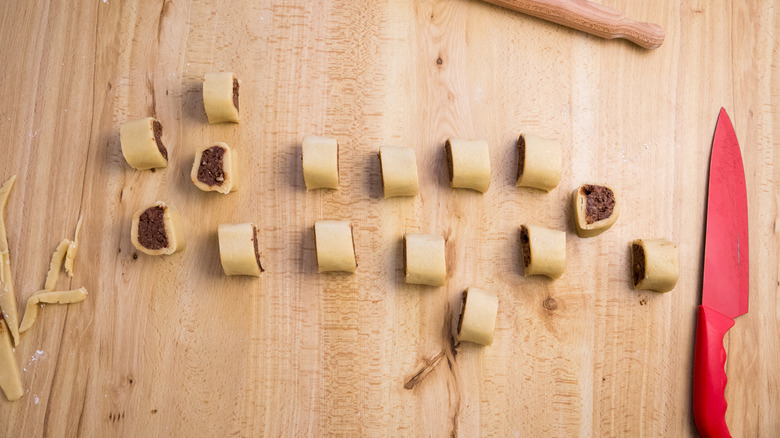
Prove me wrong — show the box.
[0,0,778,436]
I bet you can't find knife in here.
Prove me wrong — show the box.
[692,108,749,438]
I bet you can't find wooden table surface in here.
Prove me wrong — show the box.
[1,0,777,436]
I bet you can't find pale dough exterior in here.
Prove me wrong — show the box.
[446,139,491,193]
[218,223,262,277]
[456,287,499,346]
[130,202,186,256]
[120,117,168,170]
[203,72,239,124]
[573,185,620,238]
[404,233,446,286]
[516,133,561,191]
[314,220,356,273]
[191,143,240,194]
[44,239,70,291]
[19,287,88,334]
[302,135,339,190]
[521,225,566,279]
[0,175,20,346]
[64,215,82,277]
[632,239,679,293]
[0,319,22,401]
[380,146,419,198]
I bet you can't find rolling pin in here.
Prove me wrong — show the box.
[479,0,665,49]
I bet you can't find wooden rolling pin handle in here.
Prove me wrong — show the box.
[481,0,665,49]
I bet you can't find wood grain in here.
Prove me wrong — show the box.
[0,0,778,436]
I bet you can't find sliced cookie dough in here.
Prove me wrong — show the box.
[203,72,240,124]
[516,133,561,191]
[455,287,499,346]
[632,239,679,293]
[0,175,20,346]
[573,184,620,237]
[131,202,186,256]
[120,117,168,170]
[302,135,339,190]
[404,233,446,287]
[19,287,88,334]
[520,224,566,280]
[218,223,263,277]
[314,220,356,273]
[379,146,419,198]
[64,215,83,277]
[191,143,239,194]
[445,138,491,193]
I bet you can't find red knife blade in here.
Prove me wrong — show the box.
[692,108,749,438]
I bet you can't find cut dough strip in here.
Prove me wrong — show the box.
[44,239,70,291]
[0,176,20,346]
[0,319,23,401]
[64,215,82,277]
[19,287,88,334]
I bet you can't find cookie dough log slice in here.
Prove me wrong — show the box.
[131,202,186,256]
[191,143,239,194]
[314,220,356,273]
[203,72,240,124]
[445,138,491,193]
[516,133,562,191]
[573,184,620,237]
[218,223,263,276]
[520,225,566,279]
[379,146,419,198]
[120,117,168,170]
[632,239,679,292]
[302,135,339,190]
[455,287,499,346]
[404,233,446,286]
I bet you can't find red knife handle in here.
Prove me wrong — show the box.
[693,305,735,438]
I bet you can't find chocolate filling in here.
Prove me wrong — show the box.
[456,290,468,336]
[350,223,357,268]
[197,146,226,186]
[252,224,264,272]
[232,78,239,111]
[582,185,615,224]
[632,243,645,286]
[152,120,168,161]
[520,226,531,268]
[445,140,454,183]
[402,235,407,276]
[517,135,526,180]
[137,206,168,250]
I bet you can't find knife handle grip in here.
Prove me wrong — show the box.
[693,305,735,438]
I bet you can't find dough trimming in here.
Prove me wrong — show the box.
[573,184,620,237]
[404,233,446,286]
[203,72,240,124]
[456,287,499,346]
[632,239,679,292]
[19,287,88,334]
[191,142,239,194]
[218,223,263,277]
[120,117,168,170]
[0,175,20,346]
[379,146,419,198]
[520,224,566,279]
[516,133,561,191]
[302,135,339,190]
[314,220,356,273]
[445,138,491,193]
[131,202,186,256]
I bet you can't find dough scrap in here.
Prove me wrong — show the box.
[203,72,240,124]
[632,239,679,292]
[0,319,23,401]
[456,287,499,346]
[130,202,186,256]
[404,233,446,286]
[379,146,419,198]
[19,287,88,334]
[218,223,263,276]
[64,215,82,277]
[44,239,70,291]
[314,220,356,273]
[516,133,561,191]
[0,175,20,346]
[445,138,491,193]
[120,117,168,170]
